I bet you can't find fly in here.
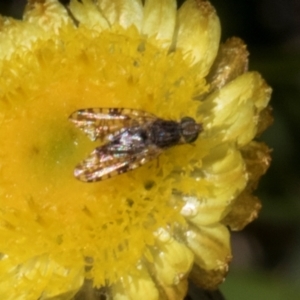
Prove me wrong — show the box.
[69,108,203,182]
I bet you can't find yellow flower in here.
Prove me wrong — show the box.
[0,0,272,299]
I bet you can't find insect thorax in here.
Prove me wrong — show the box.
[149,119,182,148]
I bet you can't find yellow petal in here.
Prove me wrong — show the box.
[24,0,71,32]
[181,145,246,226]
[0,254,83,300]
[0,0,71,60]
[150,228,193,298]
[175,0,221,76]
[142,0,177,48]
[96,0,143,30]
[223,141,271,230]
[69,0,109,30]
[202,72,272,146]
[186,224,231,289]
[0,17,37,60]
[112,267,159,300]
[186,224,231,270]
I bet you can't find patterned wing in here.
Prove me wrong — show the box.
[69,107,156,142]
[74,141,162,182]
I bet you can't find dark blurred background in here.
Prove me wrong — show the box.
[1,0,299,299]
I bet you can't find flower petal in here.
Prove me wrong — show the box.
[223,192,262,231]
[0,17,36,60]
[241,141,272,190]
[202,72,272,146]
[181,145,247,226]
[223,142,271,230]
[69,0,109,30]
[24,0,71,32]
[112,267,159,300]
[205,37,249,95]
[150,228,193,298]
[185,224,231,289]
[175,0,221,77]
[0,0,73,60]
[0,254,83,300]
[96,0,143,30]
[142,0,177,48]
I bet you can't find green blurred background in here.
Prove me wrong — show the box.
[1,0,299,299]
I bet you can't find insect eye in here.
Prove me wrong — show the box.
[180,117,202,143]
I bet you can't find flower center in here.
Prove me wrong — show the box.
[0,26,207,285]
